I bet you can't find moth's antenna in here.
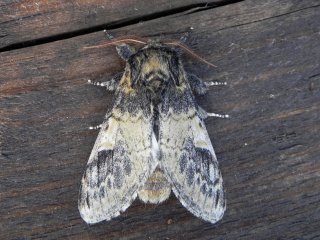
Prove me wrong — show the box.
[166,41,217,68]
[83,36,147,50]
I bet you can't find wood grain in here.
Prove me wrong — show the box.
[0,0,320,239]
[0,0,225,49]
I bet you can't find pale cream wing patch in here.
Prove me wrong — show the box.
[160,109,225,224]
[78,111,158,224]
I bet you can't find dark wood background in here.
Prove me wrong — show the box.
[1,0,319,239]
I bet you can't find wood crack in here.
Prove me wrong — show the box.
[0,0,243,53]
[183,0,243,15]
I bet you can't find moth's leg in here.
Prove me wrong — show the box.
[198,106,229,119]
[206,112,229,118]
[205,81,228,87]
[88,72,123,91]
[89,124,102,130]
[187,74,227,95]
[89,111,112,130]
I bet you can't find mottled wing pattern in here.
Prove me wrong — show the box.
[79,90,158,224]
[159,83,225,224]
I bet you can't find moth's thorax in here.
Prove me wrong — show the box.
[129,45,180,95]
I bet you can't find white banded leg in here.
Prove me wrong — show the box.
[87,79,117,91]
[87,79,113,87]
[207,112,230,118]
[198,107,229,119]
[205,81,227,86]
[87,72,122,91]
[89,124,102,130]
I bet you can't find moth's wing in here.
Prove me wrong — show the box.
[79,93,158,224]
[159,86,225,224]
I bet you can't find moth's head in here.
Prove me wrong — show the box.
[84,36,216,91]
[128,40,180,89]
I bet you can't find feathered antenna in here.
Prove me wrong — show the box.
[83,35,147,49]
[165,41,217,68]
[83,35,217,68]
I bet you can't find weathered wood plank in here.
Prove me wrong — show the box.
[0,0,320,239]
[0,0,226,49]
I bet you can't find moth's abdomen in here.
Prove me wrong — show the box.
[138,167,171,204]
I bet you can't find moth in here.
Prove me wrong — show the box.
[79,36,228,224]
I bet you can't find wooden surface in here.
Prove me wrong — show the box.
[1,0,320,239]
